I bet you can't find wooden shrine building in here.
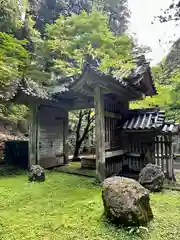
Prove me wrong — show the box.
[1,56,179,181]
[115,108,179,181]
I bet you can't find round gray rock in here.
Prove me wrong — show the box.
[139,164,165,192]
[102,176,153,226]
[28,165,45,182]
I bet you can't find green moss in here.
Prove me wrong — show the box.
[0,172,180,239]
[56,162,96,177]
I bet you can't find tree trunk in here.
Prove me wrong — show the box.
[73,141,82,161]
[72,109,94,161]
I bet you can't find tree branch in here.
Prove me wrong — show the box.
[87,126,94,134]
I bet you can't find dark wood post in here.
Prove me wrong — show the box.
[36,106,40,164]
[165,136,169,178]
[168,135,175,181]
[94,86,105,182]
[160,136,164,172]
[63,112,69,164]
[28,105,39,167]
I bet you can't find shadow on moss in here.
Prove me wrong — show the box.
[0,164,25,176]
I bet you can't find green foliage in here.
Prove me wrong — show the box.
[0,0,22,33]
[29,0,130,35]
[0,103,29,122]
[0,0,178,127]
[130,84,172,110]
[0,32,29,87]
[131,59,180,122]
[22,15,53,85]
[45,10,133,77]
[153,2,180,120]
[168,70,180,120]
[90,0,130,34]
[25,15,43,50]
[164,38,180,77]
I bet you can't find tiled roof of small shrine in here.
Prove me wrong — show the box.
[120,108,179,134]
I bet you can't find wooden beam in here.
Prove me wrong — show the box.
[104,111,121,119]
[94,86,106,182]
[71,101,93,110]
[28,105,39,167]
[102,86,135,101]
[105,150,124,158]
[15,92,73,110]
[125,152,141,157]
[91,74,143,100]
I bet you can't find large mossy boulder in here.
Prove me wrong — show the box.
[28,165,45,182]
[139,164,165,192]
[102,176,153,226]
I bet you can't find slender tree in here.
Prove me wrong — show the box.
[70,109,94,160]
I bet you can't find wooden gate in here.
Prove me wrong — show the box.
[39,106,65,168]
[155,135,174,180]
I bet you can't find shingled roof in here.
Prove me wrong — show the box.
[119,108,179,134]
[0,78,52,102]
[0,80,20,101]
[0,55,156,104]
[19,79,51,100]
[48,54,156,99]
[82,61,156,95]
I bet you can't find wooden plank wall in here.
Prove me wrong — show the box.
[38,105,68,168]
[104,97,128,176]
[28,105,39,167]
[105,129,156,177]
[120,133,154,172]
[104,97,123,150]
[106,156,123,177]
[155,135,174,180]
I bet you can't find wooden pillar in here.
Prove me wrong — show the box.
[36,106,40,165]
[165,136,169,178]
[63,112,69,164]
[94,86,105,182]
[160,136,164,172]
[28,105,39,167]
[168,135,175,181]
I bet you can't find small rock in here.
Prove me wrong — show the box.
[102,176,153,226]
[28,165,45,182]
[139,164,165,192]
